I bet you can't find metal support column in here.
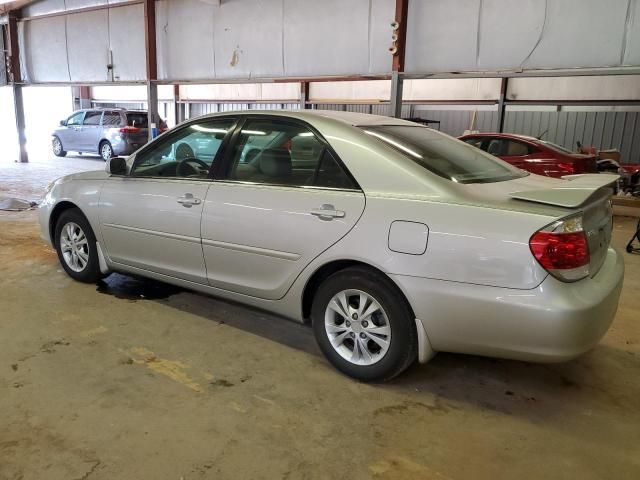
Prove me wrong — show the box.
[146,81,159,140]
[497,77,508,133]
[390,71,404,119]
[300,81,310,109]
[7,12,27,162]
[172,84,182,125]
[144,0,158,140]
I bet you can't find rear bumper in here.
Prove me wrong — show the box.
[392,246,624,363]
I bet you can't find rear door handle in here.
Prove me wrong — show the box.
[310,204,345,220]
[177,193,202,207]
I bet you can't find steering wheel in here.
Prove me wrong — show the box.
[176,157,209,177]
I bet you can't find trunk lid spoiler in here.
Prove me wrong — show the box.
[509,174,618,208]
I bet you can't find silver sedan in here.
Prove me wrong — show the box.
[39,111,624,381]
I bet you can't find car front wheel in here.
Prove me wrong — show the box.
[54,208,103,283]
[311,267,418,381]
[52,136,67,157]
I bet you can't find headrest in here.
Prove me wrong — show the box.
[260,148,291,178]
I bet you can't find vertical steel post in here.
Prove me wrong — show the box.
[7,12,27,162]
[497,77,508,133]
[144,0,158,140]
[390,71,404,119]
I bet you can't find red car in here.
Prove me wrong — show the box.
[458,133,597,178]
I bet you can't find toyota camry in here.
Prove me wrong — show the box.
[39,111,624,381]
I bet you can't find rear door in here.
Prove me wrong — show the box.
[201,116,365,300]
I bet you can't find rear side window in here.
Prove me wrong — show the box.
[83,111,102,125]
[127,113,148,128]
[102,111,122,126]
[462,137,484,149]
[362,126,527,184]
[505,140,531,156]
[227,118,355,189]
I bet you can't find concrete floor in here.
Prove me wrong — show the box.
[1,157,640,480]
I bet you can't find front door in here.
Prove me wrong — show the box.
[98,117,236,283]
[59,111,85,151]
[78,110,103,152]
[201,117,365,300]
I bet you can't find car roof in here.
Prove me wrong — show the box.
[196,109,420,127]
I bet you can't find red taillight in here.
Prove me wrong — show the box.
[119,126,141,133]
[529,215,590,282]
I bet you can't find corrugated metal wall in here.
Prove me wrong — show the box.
[502,110,640,164]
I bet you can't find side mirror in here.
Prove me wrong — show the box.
[106,157,127,176]
[60,119,67,126]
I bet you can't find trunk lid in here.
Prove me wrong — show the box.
[509,174,616,277]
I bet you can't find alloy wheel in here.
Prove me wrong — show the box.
[59,222,89,272]
[101,143,112,161]
[324,289,392,366]
[53,138,62,155]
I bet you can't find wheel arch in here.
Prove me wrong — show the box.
[301,259,416,322]
[49,201,82,247]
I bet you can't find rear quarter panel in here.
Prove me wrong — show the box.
[311,195,551,290]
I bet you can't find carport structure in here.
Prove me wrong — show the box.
[2,0,640,164]
[1,2,640,480]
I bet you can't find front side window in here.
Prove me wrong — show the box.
[227,119,355,189]
[83,111,102,126]
[362,126,527,184]
[66,112,84,126]
[130,119,234,179]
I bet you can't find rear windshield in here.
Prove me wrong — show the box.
[126,113,148,128]
[361,126,528,184]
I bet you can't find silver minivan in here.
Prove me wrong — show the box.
[52,109,165,161]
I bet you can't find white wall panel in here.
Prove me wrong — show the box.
[156,0,216,80]
[406,0,479,73]
[404,78,501,101]
[508,76,640,101]
[108,4,146,81]
[20,16,70,82]
[179,83,299,101]
[23,0,137,17]
[369,0,396,73]
[405,0,640,74]
[157,0,394,81]
[213,0,284,78]
[66,9,109,82]
[283,0,370,76]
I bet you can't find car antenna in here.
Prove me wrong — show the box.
[536,129,548,140]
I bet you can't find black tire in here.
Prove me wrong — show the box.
[99,141,113,161]
[311,267,418,382]
[54,208,104,283]
[52,136,67,157]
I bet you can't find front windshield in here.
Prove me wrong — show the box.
[361,126,528,184]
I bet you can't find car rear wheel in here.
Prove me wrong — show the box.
[311,267,417,381]
[100,141,113,161]
[54,208,103,283]
[52,136,66,157]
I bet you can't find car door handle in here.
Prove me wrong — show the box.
[310,204,345,220]
[177,193,201,207]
